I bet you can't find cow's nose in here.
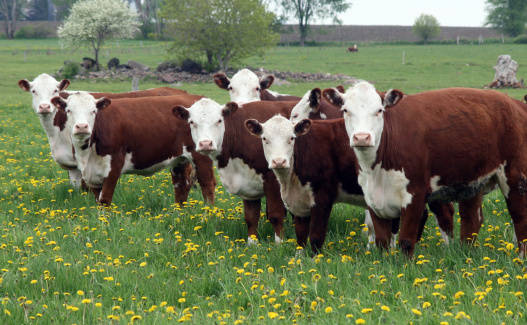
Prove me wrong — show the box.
[353,132,371,146]
[39,103,52,113]
[199,140,213,150]
[271,158,287,168]
[74,123,89,134]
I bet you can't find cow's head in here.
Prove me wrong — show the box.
[51,92,111,141]
[323,81,402,150]
[19,73,70,117]
[213,68,274,104]
[245,115,311,170]
[173,98,238,156]
[290,88,323,123]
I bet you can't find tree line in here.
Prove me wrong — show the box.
[2,0,525,72]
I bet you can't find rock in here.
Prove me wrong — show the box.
[160,73,175,84]
[127,60,150,71]
[157,61,178,72]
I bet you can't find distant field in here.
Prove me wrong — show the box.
[1,39,526,324]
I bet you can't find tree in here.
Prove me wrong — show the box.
[412,14,441,45]
[0,0,24,39]
[485,0,527,37]
[160,0,278,71]
[275,0,351,47]
[57,0,140,69]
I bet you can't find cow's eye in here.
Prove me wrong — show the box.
[290,137,295,141]
[189,120,194,125]
[342,108,348,113]
[375,108,384,116]
[218,119,222,124]
[92,110,96,114]
[292,114,298,119]
[32,90,36,94]
[262,137,266,141]
[256,87,260,91]
[228,86,233,91]
[66,109,71,113]
[54,89,59,93]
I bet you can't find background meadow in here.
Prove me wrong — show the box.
[1,39,527,324]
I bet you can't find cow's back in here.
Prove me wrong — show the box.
[382,88,527,184]
[92,95,204,161]
[90,87,190,99]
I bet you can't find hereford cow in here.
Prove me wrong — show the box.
[245,116,454,254]
[173,99,301,244]
[323,81,527,257]
[213,69,300,104]
[50,93,216,206]
[18,73,191,188]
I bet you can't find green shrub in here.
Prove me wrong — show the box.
[513,34,527,44]
[15,25,53,39]
[61,62,80,79]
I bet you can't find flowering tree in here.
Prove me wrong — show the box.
[58,0,140,69]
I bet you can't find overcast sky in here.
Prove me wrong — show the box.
[276,0,489,27]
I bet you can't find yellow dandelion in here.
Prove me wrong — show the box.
[82,299,91,304]
[356,319,366,324]
[412,309,422,316]
[381,305,390,311]
[325,307,333,313]
[361,308,373,314]
[268,312,279,319]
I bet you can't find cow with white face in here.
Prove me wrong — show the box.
[323,81,527,257]
[214,69,300,104]
[289,87,344,123]
[173,98,301,245]
[245,115,454,254]
[18,74,83,187]
[51,92,216,206]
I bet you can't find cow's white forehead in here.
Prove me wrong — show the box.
[263,115,293,135]
[230,69,259,87]
[291,90,312,116]
[67,92,97,110]
[31,73,58,89]
[188,98,224,122]
[343,81,381,108]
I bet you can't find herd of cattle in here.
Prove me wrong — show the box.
[18,69,527,257]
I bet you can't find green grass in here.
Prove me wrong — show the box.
[1,39,526,324]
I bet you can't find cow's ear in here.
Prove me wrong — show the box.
[213,73,230,90]
[59,79,71,91]
[322,88,344,107]
[18,79,31,92]
[260,75,274,90]
[222,102,239,117]
[294,119,312,136]
[245,119,263,137]
[335,85,345,94]
[376,90,386,103]
[383,89,404,108]
[172,105,189,121]
[51,96,67,111]
[524,94,527,103]
[309,88,322,112]
[96,97,111,110]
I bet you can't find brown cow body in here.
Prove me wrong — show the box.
[324,83,527,257]
[51,94,216,206]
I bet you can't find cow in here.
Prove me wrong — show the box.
[289,88,344,123]
[347,44,359,52]
[50,93,216,206]
[244,116,454,254]
[213,68,300,104]
[172,98,301,244]
[323,81,527,257]
[18,73,191,188]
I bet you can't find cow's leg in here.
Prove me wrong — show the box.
[263,178,286,244]
[503,180,527,256]
[90,187,102,202]
[170,162,193,205]
[294,215,310,249]
[364,210,375,249]
[192,153,216,205]
[308,203,333,255]
[68,169,83,189]
[243,199,262,245]
[398,195,427,257]
[99,159,124,206]
[428,201,455,244]
[458,193,484,244]
[368,209,392,250]
[390,217,400,248]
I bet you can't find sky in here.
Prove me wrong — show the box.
[282,0,489,27]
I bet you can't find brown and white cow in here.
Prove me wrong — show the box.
[50,93,216,206]
[213,69,300,104]
[245,116,454,254]
[173,98,302,244]
[323,81,527,257]
[18,73,191,188]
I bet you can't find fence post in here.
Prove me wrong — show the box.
[132,76,140,91]
[402,51,405,65]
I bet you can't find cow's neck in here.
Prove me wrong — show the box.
[39,112,75,166]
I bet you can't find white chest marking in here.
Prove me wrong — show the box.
[275,171,315,217]
[74,143,112,189]
[217,158,264,200]
[359,163,413,219]
[40,115,77,167]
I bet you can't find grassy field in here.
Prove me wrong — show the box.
[1,39,527,324]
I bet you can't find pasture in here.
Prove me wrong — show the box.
[1,39,526,324]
